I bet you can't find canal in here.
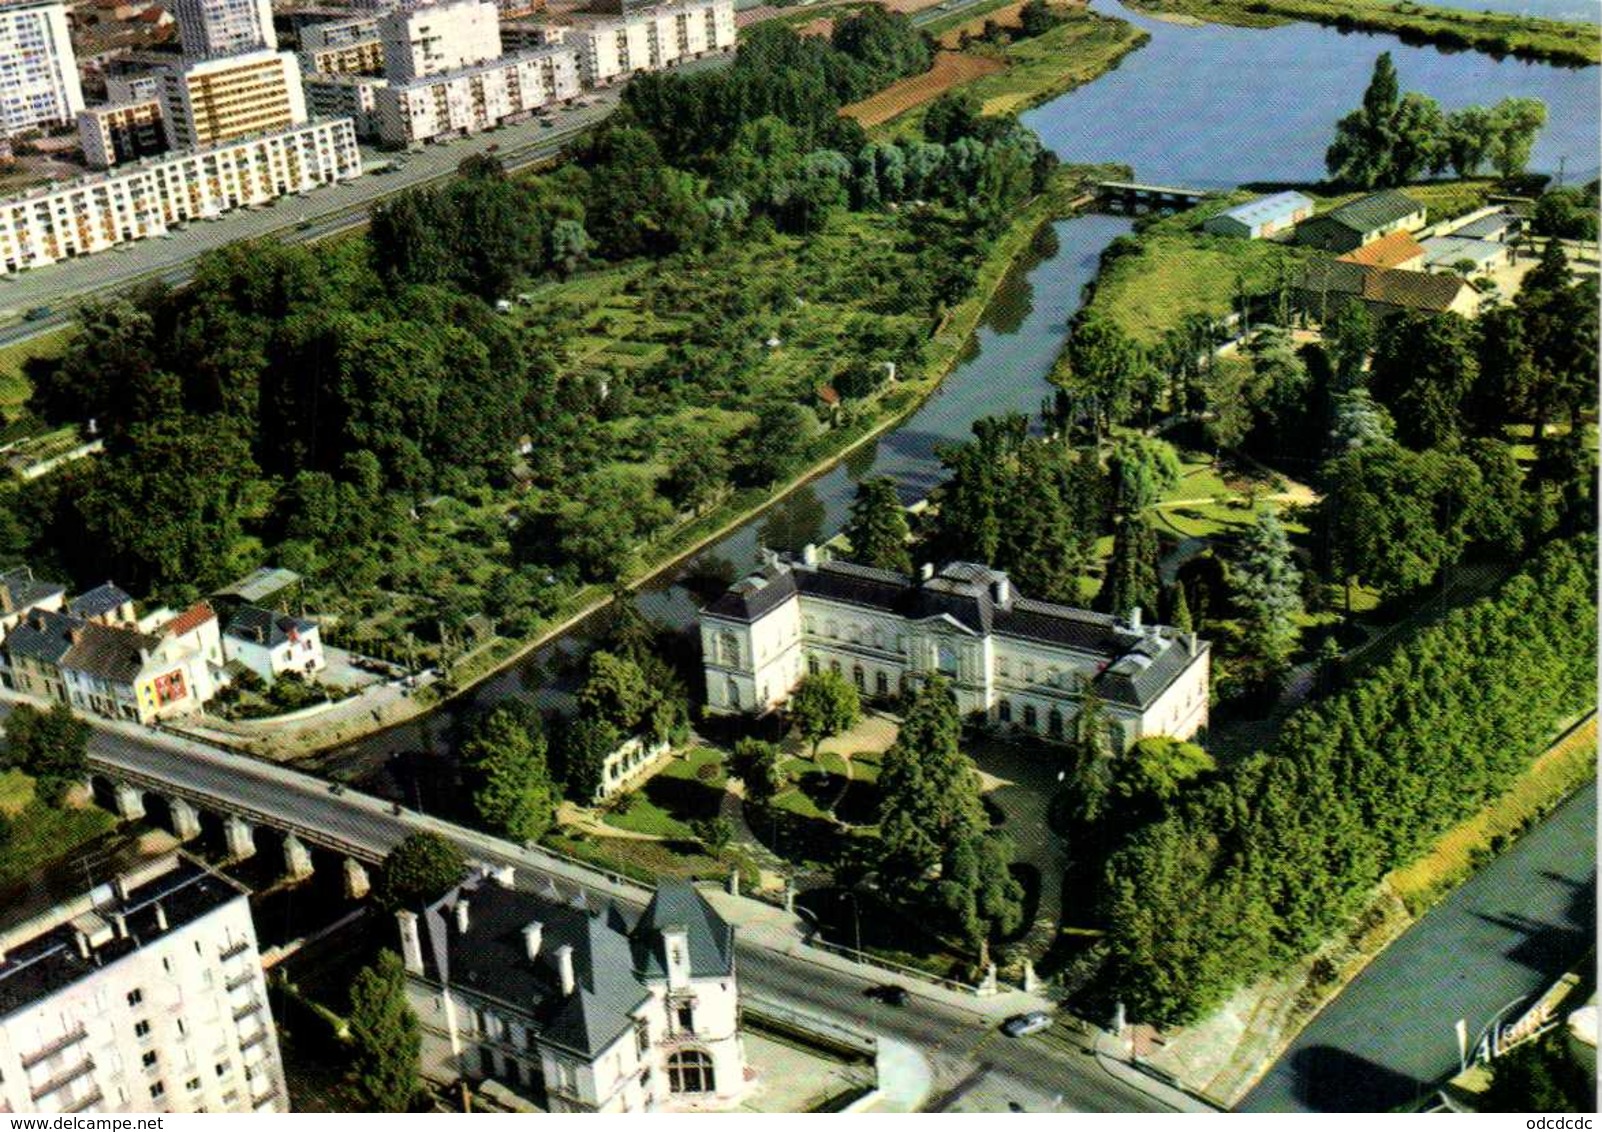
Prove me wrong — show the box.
[314,0,1600,783]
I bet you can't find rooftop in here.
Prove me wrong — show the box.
[0,565,65,616]
[161,600,216,638]
[704,556,1205,710]
[1420,235,1508,266]
[0,857,248,1020]
[5,607,83,665]
[224,605,316,649]
[1320,189,1424,235]
[1337,229,1425,269]
[60,621,163,684]
[1213,190,1313,227]
[67,581,133,620]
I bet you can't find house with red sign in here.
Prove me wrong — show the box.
[58,618,215,723]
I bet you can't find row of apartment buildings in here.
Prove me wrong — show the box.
[0,565,324,723]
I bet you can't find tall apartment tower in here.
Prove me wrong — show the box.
[171,0,278,60]
[159,50,307,148]
[0,855,287,1114]
[378,0,501,84]
[0,0,84,136]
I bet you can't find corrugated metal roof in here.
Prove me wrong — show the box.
[1212,191,1313,229]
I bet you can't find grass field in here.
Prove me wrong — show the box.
[0,326,69,419]
[1124,0,1599,65]
[1387,714,1598,914]
[601,746,728,838]
[0,772,117,892]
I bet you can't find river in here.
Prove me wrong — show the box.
[315,0,1600,782]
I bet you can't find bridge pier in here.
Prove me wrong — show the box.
[342,857,370,900]
[224,815,256,861]
[282,834,314,880]
[111,782,146,822]
[168,797,201,841]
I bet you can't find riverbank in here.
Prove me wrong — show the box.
[236,167,1118,761]
[1122,0,1600,66]
[871,9,1150,136]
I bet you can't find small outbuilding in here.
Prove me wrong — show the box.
[1420,235,1510,276]
[1202,191,1315,239]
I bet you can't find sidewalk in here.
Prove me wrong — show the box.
[1093,1029,1223,1113]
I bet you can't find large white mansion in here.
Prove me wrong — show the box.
[700,550,1210,750]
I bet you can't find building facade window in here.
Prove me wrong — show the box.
[1023,704,1037,730]
[1048,708,1063,738]
[716,631,739,667]
[807,655,819,676]
[667,1049,715,1094]
[875,671,889,697]
[852,665,865,692]
[725,679,740,709]
[997,699,1011,723]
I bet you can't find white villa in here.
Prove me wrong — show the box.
[699,550,1210,751]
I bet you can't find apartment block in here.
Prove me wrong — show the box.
[78,98,169,168]
[378,0,502,84]
[0,0,84,136]
[0,118,360,272]
[170,0,277,60]
[298,15,384,76]
[574,0,732,87]
[302,72,385,136]
[159,50,307,149]
[374,45,577,146]
[0,855,286,1114]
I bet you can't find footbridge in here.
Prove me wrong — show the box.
[1095,180,1216,212]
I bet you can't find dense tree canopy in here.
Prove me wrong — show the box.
[459,702,557,843]
[343,951,423,1112]
[376,833,465,913]
[2,703,89,807]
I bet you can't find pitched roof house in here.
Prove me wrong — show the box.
[1296,257,1479,321]
[1295,190,1426,253]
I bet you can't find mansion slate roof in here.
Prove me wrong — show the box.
[5,608,83,665]
[0,566,64,616]
[415,877,733,1060]
[704,557,1206,711]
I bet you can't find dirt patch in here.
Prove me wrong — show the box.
[795,14,835,35]
[840,51,1006,127]
[937,0,1025,46]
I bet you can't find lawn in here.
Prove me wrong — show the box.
[601,746,728,838]
[0,325,69,422]
[0,771,117,891]
[1387,714,1597,914]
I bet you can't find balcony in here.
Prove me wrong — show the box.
[29,1056,96,1101]
[233,999,264,1024]
[21,1024,88,1070]
[220,939,250,961]
[226,971,255,993]
[62,1087,104,1114]
[240,1030,269,1052]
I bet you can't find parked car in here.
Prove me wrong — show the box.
[864,984,909,1006]
[1001,1011,1051,1038]
[22,306,51,321]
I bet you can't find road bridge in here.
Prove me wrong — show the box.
[1095,180,1215,213]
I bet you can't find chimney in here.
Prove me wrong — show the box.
[919,562,934,583]
[555,944,575,995]
[454,898,470,935]
[992,575,1011,608]
[492,865,515,890]
[153,902,167,932]
[112,912,128,939]
[397,910,425,975]
[74,931,90,959]
[1187,632,1199,658]
[522,921,543,962]
[1129,606,1142,632]
[801,543,818,567]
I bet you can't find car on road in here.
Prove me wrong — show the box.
[22,306,52,321]
[864,984,909,1006]
[1002,1011,1051,1038]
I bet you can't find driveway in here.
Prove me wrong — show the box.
[968,737,1067,964]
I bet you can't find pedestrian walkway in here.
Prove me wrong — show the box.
[1093,1030,1223,1113]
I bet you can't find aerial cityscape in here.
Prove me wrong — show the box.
[0,0,1593,1116]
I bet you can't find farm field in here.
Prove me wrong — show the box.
[841,51,1006,125]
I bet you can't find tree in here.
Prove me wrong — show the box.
[1325,53,1402,188]
[789,670,861,759]
[939,831,1025,969]
[1325,301,1374,391]
[1327,388,1396,455]
[344,951,422,1113]
[733,737,786,803]
[1055,314,1151,441]
[375,833,465,912]
[1103,515,1159,622]
[1368,311,1478,449]
[1231,506,1304,682]
[2,703,88,807]
[1108,436,1181,515]
[1168,583,1193,632]
[1112,737,1215,808]
[1444,104,1497,177]
[877,675,987,882]
[842,476,913,572]
[922,90,982,145]
[555,716,621,802]
[575,650,655,734]
[459,703,557,843]
[1481,1033,1595,1113]
[690,817,734,853]
[737,401,816,486]
[1487,96,1548,179]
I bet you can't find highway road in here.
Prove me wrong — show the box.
[1239,778,1597,1113]
[0,703,1168,1112]
[0,0,999,349]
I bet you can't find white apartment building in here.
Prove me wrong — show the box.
[378,0,502,84]
[302,72,385,136]
[300,15,381,50]
[701,553,1212,751]
[0,0,84,136]
[401,867,746,1113]
[374,45,577,146]
[170,0,276,60]
[77,98,168,168]
[0,117,360,272]
[105,71,163,104]
[574,0,733,87]
[158,50,308,149]
[0,855,287,1114]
